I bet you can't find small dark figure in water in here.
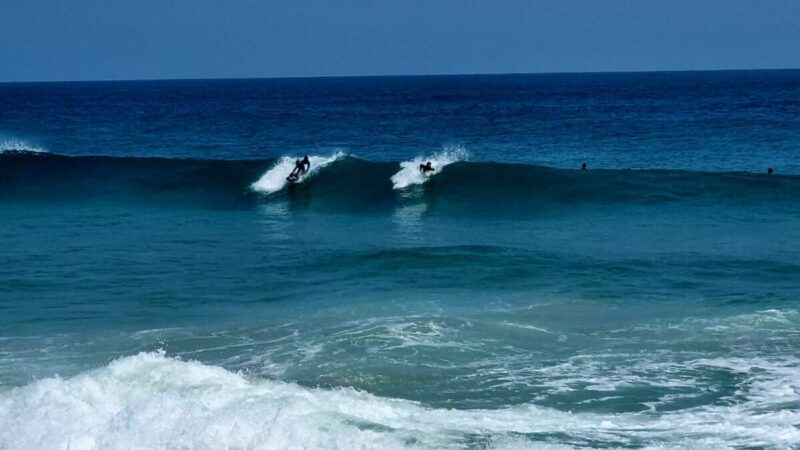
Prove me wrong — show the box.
[581,162,588,170]
[289,156,311,179]
[419,161,435,174]
[768,167,774,175]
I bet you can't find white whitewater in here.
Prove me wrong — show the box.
[391,146,468,190]
[0,139,47,153]
[1,351,797,450]
[251,152,345,195]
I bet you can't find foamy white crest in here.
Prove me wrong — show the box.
[391,146,467,190]
[0,139,47,154]
[672,309,798,335]
[1,351,798,449]
[251,151,345,194]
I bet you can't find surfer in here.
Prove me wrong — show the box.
[288,156,310,181]
[768,167,774,175]
[581,162,588,170]
[419,161,435,174]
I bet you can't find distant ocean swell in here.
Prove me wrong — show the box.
[0,350,798,450]
[2,150,796,213]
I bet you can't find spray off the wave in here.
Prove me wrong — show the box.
[391,146,468,190]
[0,139,47,154]
[250,152,345,194]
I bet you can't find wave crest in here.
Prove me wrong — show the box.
[0,139,47,154]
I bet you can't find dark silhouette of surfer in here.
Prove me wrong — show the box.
[768,167,774,175]
[581,162,588,170]
[288,156,310,181]
[419,161,435,174]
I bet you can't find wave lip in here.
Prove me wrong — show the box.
[391,146,467,190]
[251,151,345,194]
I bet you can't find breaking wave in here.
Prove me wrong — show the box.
[0,351,797,449]
[2,151,798,214]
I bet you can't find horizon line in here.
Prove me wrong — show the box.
[2,67,799,85]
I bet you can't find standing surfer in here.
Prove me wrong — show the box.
[288,156,311,181]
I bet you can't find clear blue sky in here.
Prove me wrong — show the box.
[2,0,799,82]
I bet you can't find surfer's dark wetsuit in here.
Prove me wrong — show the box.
[419,162,434,174]
[289,156,311,179]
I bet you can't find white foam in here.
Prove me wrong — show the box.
[607,309,800,337]
[674,309,798,336]
[499,321,554,334]
[691,355,800,407]
[250,151,345,195]
[391,146,467,190]
[1,351,799,449]
[0,139,47,154]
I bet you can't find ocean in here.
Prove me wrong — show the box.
[1,70,799,449]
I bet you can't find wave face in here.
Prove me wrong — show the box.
[2,151,797,214]
[0,151,269,209]
[1,351,798,450]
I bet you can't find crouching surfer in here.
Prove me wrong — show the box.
[419,161,435,174]
[287,156,310,181]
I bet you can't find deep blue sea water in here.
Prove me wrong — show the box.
[1,71,799,449]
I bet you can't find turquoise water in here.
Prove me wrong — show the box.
[1,71,800,449]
